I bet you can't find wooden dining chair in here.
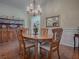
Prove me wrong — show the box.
[40,28,48,45]
[40,28,63,59]
[41,28,48,37]
[17,28,35,59]
[21,27,29,35]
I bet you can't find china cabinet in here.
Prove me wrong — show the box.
[0,18,24,43]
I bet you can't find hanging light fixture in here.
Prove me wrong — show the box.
[26,0,42,16]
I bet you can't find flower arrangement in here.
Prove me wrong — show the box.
[33,23,38,35]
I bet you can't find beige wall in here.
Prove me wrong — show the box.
[41,0,79,28]
[0,3,25,19]
[0,3,28,27]
[40,0,79,47]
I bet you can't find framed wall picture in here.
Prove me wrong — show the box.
[46,16,60,27]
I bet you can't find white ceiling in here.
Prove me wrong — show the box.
[0,0,51,11]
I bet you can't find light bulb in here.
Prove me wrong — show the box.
[37,5,42,13]
[30,3,33,9]
[35,10,38,14]
[26,6,30,11]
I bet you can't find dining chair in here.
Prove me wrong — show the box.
[41,28,48,37]
[40,28,48,45]
[21,27,29,35]
[2,28,9,42]
[40,28,63,59]
[17,28,35,59]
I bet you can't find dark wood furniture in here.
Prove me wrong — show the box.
[40,28,63,59]
[0,18,24,59]
[18,28,35,59]
[41,28,48,36]
[23,34,53,59]
[0,18,24,43]
[20,27,29,35]
[74,34,79,50]
[41,28,48,45]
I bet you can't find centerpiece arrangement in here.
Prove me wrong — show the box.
[33,23,38,35]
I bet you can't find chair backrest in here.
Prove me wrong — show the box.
[17,28,26,59]
[52,28,63,43]
[17,28,26,49]
[21,27,29,35]
[41,28,48,36]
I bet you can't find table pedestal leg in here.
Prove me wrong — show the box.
[34,39,38,59]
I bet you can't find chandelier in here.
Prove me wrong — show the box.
[26,0,42,16]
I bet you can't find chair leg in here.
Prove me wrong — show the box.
[40,48,47,59]
[40,48,45,59]
[40,47,42,59]
[25,48,31,59]
[48,51,52,59]
[57,49,60,59]
[28,48,30,58]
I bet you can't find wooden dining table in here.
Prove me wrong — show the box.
[23,34,52,59]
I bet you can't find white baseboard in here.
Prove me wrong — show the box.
[60,28,78,47]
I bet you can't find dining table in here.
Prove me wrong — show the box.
[23,34,52,59]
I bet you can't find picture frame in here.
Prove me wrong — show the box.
[46,16,60,27]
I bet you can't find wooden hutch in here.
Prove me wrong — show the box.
[0,18,24,43]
